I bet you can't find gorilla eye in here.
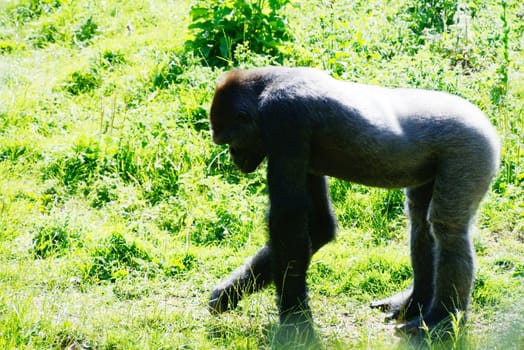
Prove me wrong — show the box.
[236,111,250,123]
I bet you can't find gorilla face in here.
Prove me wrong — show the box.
[210,87,265,173]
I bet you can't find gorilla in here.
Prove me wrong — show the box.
[207,67,500,339]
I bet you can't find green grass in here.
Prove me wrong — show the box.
[0,0,523,348]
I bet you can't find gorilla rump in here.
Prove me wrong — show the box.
[207,67,500,338]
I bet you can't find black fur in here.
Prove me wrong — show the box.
[208,67,500,338]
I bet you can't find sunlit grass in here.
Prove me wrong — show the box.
[0,0,522,349]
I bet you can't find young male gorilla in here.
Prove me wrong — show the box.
[207,67,499,340]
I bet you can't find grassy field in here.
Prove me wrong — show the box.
[0,0,523,348]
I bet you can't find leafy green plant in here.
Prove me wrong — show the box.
[0,41,18,54]
[472,273,503,308]
[62,69,101,95]
[151,52,185,88]
[43,130,184,203]
[407,0,458,36]
[86,177,119,208]
[163,252,196,277]
[54,329,93,349]
[11,0,63,22]
[0,139,35,163]
[72,17,99,47]
[43,137,103,190]
[191,207,247,246]
[97,50,126,71]
[31,217,80,258]
[186,0,292,66]
[86,232,154,282]
[31,23,62,48]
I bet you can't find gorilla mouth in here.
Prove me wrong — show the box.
[230,147,261,173]
[229,147,239,158]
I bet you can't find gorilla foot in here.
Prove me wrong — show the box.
[273,314,318,349]
[370,287,430,321]
[395,308,464,338]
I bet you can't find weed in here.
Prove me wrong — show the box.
[191,207,247,246]
[472,272,506,308]
[86,232,155,282]
[186,0,292,66]
[206,146,243,181]
[0,139,34,163]
[86,176,119,208]
[151,52,185,89]
[163,252,196,277]
[62,69,102,95]
[0,41,18,54]
[43,137,103,190]
[72,17,99,47]
[30,217,81,258]
[97,50,126,71]
[30,23,62,48]
[407,0,459,36]
[11,0,62,22]
[110,133,182,204]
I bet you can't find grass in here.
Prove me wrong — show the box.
[0,0,523,348]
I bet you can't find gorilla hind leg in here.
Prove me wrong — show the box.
[400,154,497,334]
[371,181,435,321]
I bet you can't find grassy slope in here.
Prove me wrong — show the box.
[0,0,523,349]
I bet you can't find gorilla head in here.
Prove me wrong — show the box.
[210,70,265,173]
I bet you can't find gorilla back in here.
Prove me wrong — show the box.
[208,66,500,339]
